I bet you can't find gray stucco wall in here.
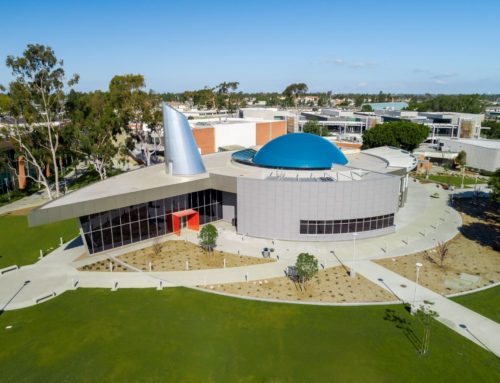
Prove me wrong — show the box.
[236,175,400,241]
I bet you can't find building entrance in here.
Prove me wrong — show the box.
[172,209,199,236]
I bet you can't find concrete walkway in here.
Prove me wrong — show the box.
[2,180,499,356]
[349,260,500,357]
[1,181,463,310]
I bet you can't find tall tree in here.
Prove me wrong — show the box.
[283,83,308,108]
[66,91,121,180]
[362,121,428,151]
[109,74,162,166]
[4,44,79,199]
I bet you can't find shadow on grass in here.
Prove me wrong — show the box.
[459,222,500,250]
[384,307,422,353]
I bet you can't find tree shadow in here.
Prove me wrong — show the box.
[384,308,422,352]
[459,222,500,250]
[451,197,499,224]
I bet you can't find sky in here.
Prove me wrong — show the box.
[1,0,499,94]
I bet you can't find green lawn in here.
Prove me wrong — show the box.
[0,214,78,269]
[0,288,498,382]
[452,286,500,324]
[417,174,485,188]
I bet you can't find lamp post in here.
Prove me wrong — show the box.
[460,166,466,189]
[351,232,358,278]
[412,262,423,314]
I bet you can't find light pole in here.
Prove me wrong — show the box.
[412,262,423,314]
[460,165,466,189]
[351,232,358,278]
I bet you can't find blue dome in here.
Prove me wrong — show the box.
[252,133,348,170]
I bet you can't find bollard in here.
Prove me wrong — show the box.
[60,237,63,246]
[39,249,43,259]
[186,260,189,271]
[223,258,226,268]
[149,262,152,272]
[109,262,113,272]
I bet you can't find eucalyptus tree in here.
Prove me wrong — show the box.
[283,83,308,108]
[66,91,121,180]
[3,44,79,199]
[109,74,162,166]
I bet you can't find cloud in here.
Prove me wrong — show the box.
[323,58,376,69]
[357,82,368,88]
[413,68,459,84]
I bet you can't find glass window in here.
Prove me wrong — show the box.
[370,219,378,231]
[120,207,130,224]
[101,212,111,229]
[140,220,149,240]
[333,222,341,234]
[166,214,173,233]
[198,191,205,206]
[217,190,222,202]
[131,222,141,242]
[129,205,139,222]
[122,223,131,245]
[102,228,113,251]
[164,198,172,214]
[91,230,103,253]
[348,220,356,233]
[217,203,223,220]
[191,192,198,208]
[356,219,364,232]
[111,209,121,226]
[325,221,333,234]
[363,220,371,231]
[317,221,325,234]
[112,226,122,248]
[138,204,148,220]
[388,214,394,226]
[148,218,158,238]
[300,221,308,234]
[308,223,317,235]
[84,233,93,253]
[89,213,101,231]
[80,216,91,233]
[158,215,166,236]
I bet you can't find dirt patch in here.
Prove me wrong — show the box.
[375,199,500,295]
[80,240,273,272]
[79,258,128,272]
[204,266,397,303]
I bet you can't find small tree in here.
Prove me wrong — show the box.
[295,252,319,291]
[151,236,163,258]
[303,120,329,136]
[361,104,373,112]
[455,150,467,168]
[415,300,439,355]
[198,224,218,254]
[436,241,449,268]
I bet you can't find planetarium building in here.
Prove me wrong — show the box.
[29,104,416,255]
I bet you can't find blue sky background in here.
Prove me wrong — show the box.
[1,0,499,94]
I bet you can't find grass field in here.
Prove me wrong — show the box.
[0,288,499,382]
[452,285,500,324]
[0,214,78,269]
[416,174,484,188]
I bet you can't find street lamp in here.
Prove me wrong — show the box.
[412,262,423,314]
[460,165,466,189]
[351,232,358,278]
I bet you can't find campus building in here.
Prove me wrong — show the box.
[29,104,416,255]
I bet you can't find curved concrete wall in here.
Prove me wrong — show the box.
[236,175,400,241]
